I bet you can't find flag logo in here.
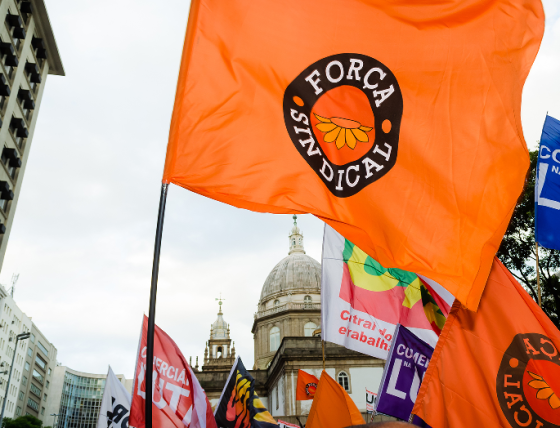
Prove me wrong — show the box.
[496,333,560,427]
[305,382,318,397]
[283,54,403,197]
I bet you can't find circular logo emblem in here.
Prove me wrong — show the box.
[305,382,317,396]
[497,333,560,427]
[283,53,403,197]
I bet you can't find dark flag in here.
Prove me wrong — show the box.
[215,357,277,428]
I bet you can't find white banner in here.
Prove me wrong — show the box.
[321,225,454,359]
[97,366,131,428]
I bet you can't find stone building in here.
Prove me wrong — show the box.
[197,217,393,424]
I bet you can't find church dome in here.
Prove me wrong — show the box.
[259,216,321,303]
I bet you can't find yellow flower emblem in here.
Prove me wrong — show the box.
[314,114,373,150]
[528,371,560,409]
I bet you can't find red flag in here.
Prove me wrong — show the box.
[130,316,217,428]
[296,370,319,401]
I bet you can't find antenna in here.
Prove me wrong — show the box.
[8,274,19,297]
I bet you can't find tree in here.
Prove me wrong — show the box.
[2,415,43,428]
[497,149,560,328]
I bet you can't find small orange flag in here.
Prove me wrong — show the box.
[163,0,544,310]
[296,370,319,401]
[411,258,560,427]
[306,371,364,428]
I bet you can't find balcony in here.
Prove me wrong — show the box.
[254,302,321,319]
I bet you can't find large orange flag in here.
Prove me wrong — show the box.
[163,0,544,310]
[306,371,364,428]
[411,258,560,427]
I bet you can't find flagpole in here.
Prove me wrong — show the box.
[322,340,325,370]
[535,242,541,308]
[146,183,169,427]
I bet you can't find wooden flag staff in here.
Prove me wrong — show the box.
[535,242,542,308]
[146,183,169,427]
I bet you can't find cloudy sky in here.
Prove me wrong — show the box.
[0,1,559,380]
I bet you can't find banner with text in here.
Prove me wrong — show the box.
[321,225,454,359]
[375,325,434,421]
[129,315,216,428]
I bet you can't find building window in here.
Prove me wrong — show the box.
[337,371,349,392]
[32,369,43,384]
[30,383,41,398]
[24,362,29,372]
[304,322,317,337]
[27,348,32,357]
[27,397,39,411]
[304,295,312,308]
[37,341,48,356]
[270,327,280,352]
[35,355,46,370]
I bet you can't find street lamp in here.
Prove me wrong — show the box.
[51,413,60,428]
[0,332,31,427]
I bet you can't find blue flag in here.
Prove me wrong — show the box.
[535,115,560,250]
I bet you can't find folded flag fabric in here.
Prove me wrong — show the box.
[321,225,454,358]
[296,370,319,401]
[163,0,544,310]
[306,371,365,428]
[97,366,131,428]
[411,258,560,428]
[214,357,277,428]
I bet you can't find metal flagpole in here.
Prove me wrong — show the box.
[535,242,542,308]
[322,340,325,370]
[146,183,169,427]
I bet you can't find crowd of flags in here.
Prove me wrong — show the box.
[94,0,560,426]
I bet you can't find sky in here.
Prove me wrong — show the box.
[0,0,559,380]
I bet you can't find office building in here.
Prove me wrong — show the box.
[45,366,132,428]
[0,0,64,271]
[0,283,31,419]
[15,321,56,421]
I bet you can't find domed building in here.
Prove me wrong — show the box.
[252,216,322,369]
[196,217,391,424]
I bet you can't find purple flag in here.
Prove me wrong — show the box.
[375,324,434,421]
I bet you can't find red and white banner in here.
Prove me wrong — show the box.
[130,316,216,428]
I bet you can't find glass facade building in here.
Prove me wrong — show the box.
[56,372,105,428]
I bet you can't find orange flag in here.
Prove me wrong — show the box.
[306,371,364,428]
[296,370,319,401]
[411,257,560,427]
[163,0,544,310]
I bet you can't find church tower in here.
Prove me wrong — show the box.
[202,298,236,372]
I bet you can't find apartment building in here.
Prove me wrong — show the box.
[0,0,64,271]
[15,321,56,421]
[0,283,31,419]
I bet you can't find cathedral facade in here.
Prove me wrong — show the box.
[196,217,394,424]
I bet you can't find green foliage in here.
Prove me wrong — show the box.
[2,415,43,428]
[497,150,560,328]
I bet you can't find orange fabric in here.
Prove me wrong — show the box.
[163,0,544,310]
[296,370,319,401]
[306,371,365,428]
[411,258,560,427]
